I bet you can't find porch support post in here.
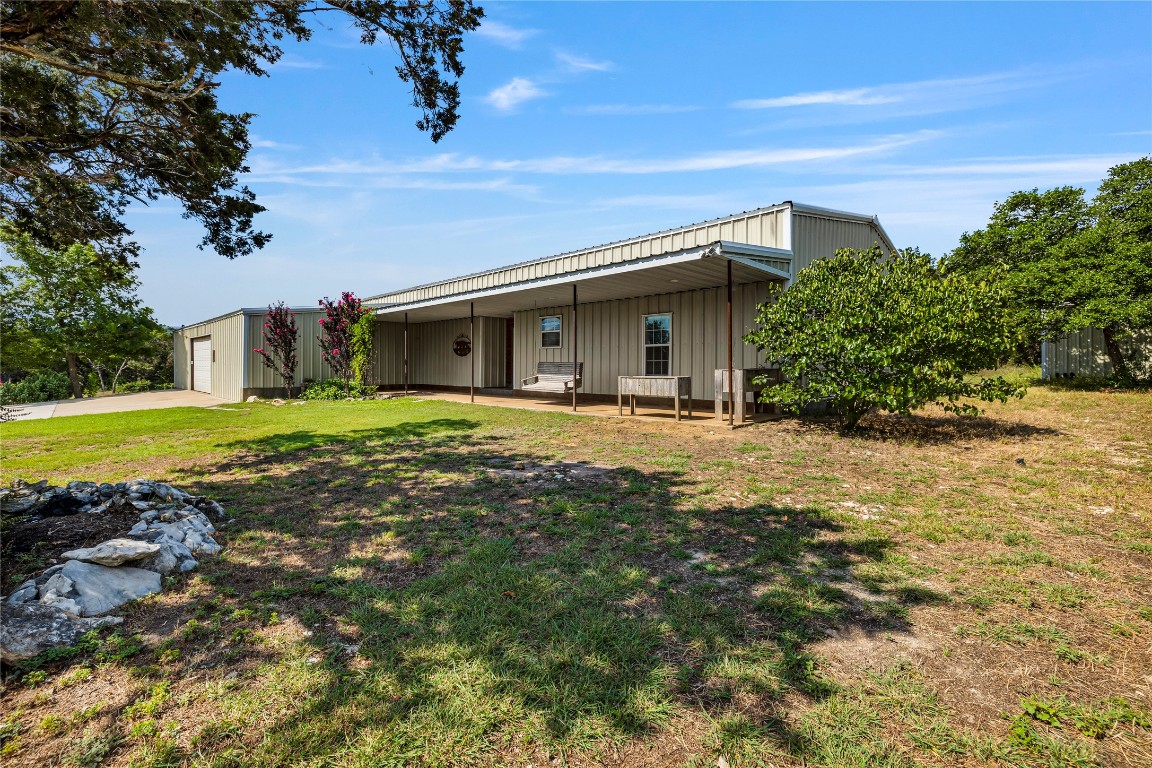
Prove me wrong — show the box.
[470,302,475,403]
[727,259,734,427]
[572,283,578,412]
[403,312,409,394]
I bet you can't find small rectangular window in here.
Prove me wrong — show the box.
[540,315,562,348]
[643,314,671,375]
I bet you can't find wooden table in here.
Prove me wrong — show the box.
[714,368,781,423]
[618,375,692,421]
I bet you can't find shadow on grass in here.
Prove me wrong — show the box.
[780,411,1062,445]
[215,417,482,457]
[23,416,950,766]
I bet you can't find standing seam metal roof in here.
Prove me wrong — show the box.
[364,202,802,305]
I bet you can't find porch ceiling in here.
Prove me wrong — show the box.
[374,243,787,322]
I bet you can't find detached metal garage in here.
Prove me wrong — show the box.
[173,311,246,402]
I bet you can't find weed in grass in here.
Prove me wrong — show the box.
[1018,695,1151,738]
[123,682,171,719]
[0,713,21,757]
[63,730,122,768]
[1040,583,1092,609]
[125,735,184,768]
[58,665,92,688]
[1110,622,1138,637]
[963,621,1071,646]
[989,550,1057,568]
[1001,531,1037,547]
[39,714,65,735]
[96,631,145,662]
[22,669,48,687]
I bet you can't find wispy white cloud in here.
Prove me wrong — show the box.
[485,77,547,111]
[473,20,538,48]
[592,193,735,210]
[1110,129,1152,136]
[732,69,1066,113]
[555,51,614,73]
[250,136,302,151]
[245,172,539,196]
[735,88,899,109]
[885,154,1137,177]
[269,54,328,70]
[251,132,935,177]
[567,103,702,116]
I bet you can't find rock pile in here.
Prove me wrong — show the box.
[1,479,227,663]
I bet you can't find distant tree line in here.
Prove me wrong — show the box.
[0,226,172,405]
[947,157,1151,379]
[746,157,1150,428]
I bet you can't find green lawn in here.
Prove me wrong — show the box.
[1,393,1149,767]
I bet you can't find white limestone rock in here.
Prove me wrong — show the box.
[5,580,38,605]
[62,538,161,567]
[57,560,162,617]
[1,603,119,663]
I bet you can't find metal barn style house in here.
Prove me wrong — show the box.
[173,202,896,422]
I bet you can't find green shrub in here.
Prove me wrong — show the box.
[300,378,368,400]
[744,247,1025,429]
[0,371,72,404]
[119,379,153,393]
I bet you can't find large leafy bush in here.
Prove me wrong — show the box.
[0,371,72,404]
[744,247,1025,428]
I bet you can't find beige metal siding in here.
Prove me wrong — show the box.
[245,312,408,390]
[245,310,331,390]
[172,311,244,402]
[370,206,790,306]
[513,282,777,400]
[407,317,506,388]
[373,322,405,386]
[1044,328,1152,379]
[791,214,892,276]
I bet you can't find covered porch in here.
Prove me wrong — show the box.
[370,240,791,425]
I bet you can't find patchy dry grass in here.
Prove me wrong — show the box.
[1,388,1150,767]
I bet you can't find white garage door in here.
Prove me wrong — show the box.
[192,336,212,393]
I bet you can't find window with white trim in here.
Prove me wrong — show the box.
[643,313,671,375]
[540,315,562,348]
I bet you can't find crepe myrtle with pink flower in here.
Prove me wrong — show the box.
[254,301,298,398]
[318,292,370,397]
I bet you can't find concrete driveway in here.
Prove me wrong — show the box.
[6,389,228,421]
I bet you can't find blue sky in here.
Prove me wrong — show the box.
[127,1,1152,326]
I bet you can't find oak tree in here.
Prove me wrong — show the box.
[948,157,1152,380]
[0,226,161,398]
[0,0,484,268]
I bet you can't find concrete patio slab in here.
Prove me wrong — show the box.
[411,390,777,428]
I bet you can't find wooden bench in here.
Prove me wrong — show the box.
[521,362,583,394]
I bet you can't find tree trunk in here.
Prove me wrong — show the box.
[111,359,129,393]
[65,352,83,398]
[1101,325,1133,382]
[86,359,106,393]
